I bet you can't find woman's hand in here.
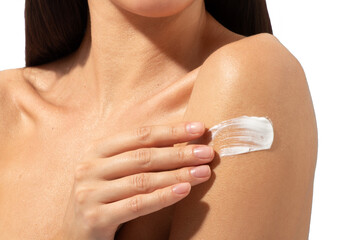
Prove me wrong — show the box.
[57,122,214,240]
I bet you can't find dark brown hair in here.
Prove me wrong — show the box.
[25,0,272,67]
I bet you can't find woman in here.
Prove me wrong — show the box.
[0,0,318,239]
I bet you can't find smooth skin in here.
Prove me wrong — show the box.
[0,0,317,239]
[57,122,215,240]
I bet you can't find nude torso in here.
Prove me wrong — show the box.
[0,22,243,238]
[0,65,198,239]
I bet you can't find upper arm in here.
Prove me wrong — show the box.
[169,33,318,240]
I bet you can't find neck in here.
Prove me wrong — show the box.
[71,0,210,107]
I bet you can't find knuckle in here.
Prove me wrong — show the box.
[156,189,168,206]
[135,126,152,143]
[132,173,150,192]
[174,169,187,182]
[75,186,94,204]
[74,162,92,181]
[175,147,186,164]
[134,148,152,169]
[169,125,179,137]
[83,207,102,229]
[128,196,142,214]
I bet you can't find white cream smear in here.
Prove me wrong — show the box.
[208,116,274,157]
[118,116,272,230]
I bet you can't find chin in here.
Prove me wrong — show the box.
[111,0,196,17]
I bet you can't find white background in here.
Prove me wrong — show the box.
[1,1,359,239]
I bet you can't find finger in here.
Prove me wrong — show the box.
[102,182,191,225]
[97,145,214,180]
[96,165,211,203]
[93,121,205,157]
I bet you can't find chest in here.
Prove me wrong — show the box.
[0,101,187,239]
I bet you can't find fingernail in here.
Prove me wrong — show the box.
[193,146,213,159]
[186,122,204,134]
[172,182,191,195]
[190,165,211,178]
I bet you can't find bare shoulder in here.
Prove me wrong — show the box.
[0,67,50,140]
[199,33,305,94]
[0,68,25,115]
[186,33,314,128]
[0,67,41,99]
[0,68,26,144]
[170,34,318,239]
[0,68,24,90]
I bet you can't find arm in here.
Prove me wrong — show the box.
[169,33,318,240]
